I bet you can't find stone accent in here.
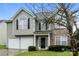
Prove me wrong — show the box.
[50,28,70,45]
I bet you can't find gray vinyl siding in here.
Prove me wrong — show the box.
[7,22,16,39]
[12,11,35,35]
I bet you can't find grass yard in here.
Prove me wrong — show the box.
[16,51,77,56]
[0,45,7,49]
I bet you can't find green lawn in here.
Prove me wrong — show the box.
[16,51,77,56]
[0,45,7,49]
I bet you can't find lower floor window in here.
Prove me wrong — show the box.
[55,36,68,45]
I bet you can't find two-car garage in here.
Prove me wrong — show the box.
[8,36,34,49]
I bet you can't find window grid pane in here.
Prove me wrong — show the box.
[55,36,68,45]
[18,19,27,30]
[55,36,60,45]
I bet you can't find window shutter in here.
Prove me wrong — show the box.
[46,23,48,30]
[28,18,30,29]
[16,19,18,30]
[39,22,41,30]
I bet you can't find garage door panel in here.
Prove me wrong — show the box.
[8,36,33,49]
[21,37,33,49]
[8,39,19,49]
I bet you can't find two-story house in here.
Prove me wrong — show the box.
[0,8,69,50]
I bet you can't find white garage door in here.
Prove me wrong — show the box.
[8,36,33,49]
[8,38,19,49]
[21,36,33,49]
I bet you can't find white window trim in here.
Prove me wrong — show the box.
[60,36,68,45]
[55,35,68,46]
[18,18,27,30]
[55,36,60,45]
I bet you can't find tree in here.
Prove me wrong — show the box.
[74,29,79,51]
[25,3,79,56]
[49,3,79,56]
[25,3,56,23]
[74,29,79,40]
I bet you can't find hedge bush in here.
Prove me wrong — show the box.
[77,43,79,47]
[48,45,71,51]
[28,46,36,51]
[77,47,79,51]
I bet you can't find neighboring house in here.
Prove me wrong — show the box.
[0,8,70,50]
[0,20,7,45]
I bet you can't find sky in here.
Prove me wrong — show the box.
[0,3,55,20]
[0,3,31,20]
[0,3,79,20]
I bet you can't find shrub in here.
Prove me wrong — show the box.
[48,45,54,51]
[66,46,71,51]
[28,46,36,51]
[77,43,79,47]
[54,45,63,51]
[77,47,79,51]
[48,45,71,51]
[48,45,62,51]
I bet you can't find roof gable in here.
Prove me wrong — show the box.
[10,8,35,21]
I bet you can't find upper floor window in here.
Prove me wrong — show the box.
[18,18,27,30]
[28,18,30,29]
[37,22,48,31]
[54,23,65,29]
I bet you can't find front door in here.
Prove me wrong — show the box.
[41,38,45,48]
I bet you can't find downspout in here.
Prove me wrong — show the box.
[6,22,9,56]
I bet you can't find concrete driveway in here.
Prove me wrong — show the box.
[0,49,27,56]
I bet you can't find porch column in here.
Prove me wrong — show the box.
[38,37,41,50]
[34,34,36,46]
[48,33,50,46]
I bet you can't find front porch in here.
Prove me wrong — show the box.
[33,31,51,50]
